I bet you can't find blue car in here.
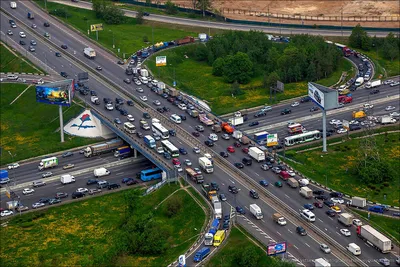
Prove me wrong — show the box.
[163,152,171,159]
[304,203,314,210]
[122,178,134,183]
[249,121,259,127]
[179,148,187,155]
[236,206,246,215]
[114,118,121,124]
[259,180,269,187]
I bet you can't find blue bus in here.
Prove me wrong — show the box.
[141,167,163,181]
[208,218,220,235]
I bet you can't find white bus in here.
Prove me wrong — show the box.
[152,122,169,139]
[161,140,179,157]
[124,122,136,134]
[284,130,321,146]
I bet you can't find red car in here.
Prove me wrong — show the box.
[172,158,180,165]
[313,201,323,208]
[227,146,235,153]
[233,141,241,147]
[242,147,249,154]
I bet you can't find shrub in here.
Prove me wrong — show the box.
[165,196,183,217]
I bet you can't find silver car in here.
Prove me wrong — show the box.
[42,172,53,178]
[320,243,331,254]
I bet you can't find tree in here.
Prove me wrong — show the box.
[231,81,243,96]
[212,57,225,76]
[306,63,317,81]
[223,52,253,84]
[349,24,369,49]
[233,246,263,267]
[93,0,108,19]
[92,0,125,24]
[136,9,145,24]
[194,44,208,61]
[165,0,178,15]
[360,34,372,51]
[265,71,280,90]
[381,33,400,61]
[165,196,183,218]
[196,0,212,17]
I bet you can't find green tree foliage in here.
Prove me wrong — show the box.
[194,44,208,61]
[381,32,400,61]
[353,157,394,184]
[165,196,183,218]
[265,71,280,89]
[92,0,125,24]
[223,52,253,84]
[233,246,264,267]
[231,81,243,96]
[136,9,145,24]
[212,57,225,76]
[196,0,212,17]
[349,24,371,51]
[165,0,178,15]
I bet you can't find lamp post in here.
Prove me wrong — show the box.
[109,30,115,49]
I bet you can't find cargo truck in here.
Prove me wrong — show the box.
[94,167,111,177]
[299,186,313,199]
[84,139,123,157]
[27,12,34,19]
[186,168,204,183]
[60,174,75,185]
[348,197,366,208]
[193,247,210,262]
[214,202,222,219]
[239,136,250,145]
[91,96,100,105]
[201,183,217,201]
[248,147,265,162]
[114,146,131,158]
[338,213,354,226]
[38,156,59,171]
[208,218,220,235]
[228,116,244,126]
[355,77,364,86]
[144,135,156,149]
[380,115,396,125]
[272,213,287,225]
[221,122,234,134]
[0,170,10,185]
[212,124,221,133]
[357,225,391,253]
[254,131,268,145]
[199,157,213,173]
[199,114,214,126]
[83,47,96,59]
[176,36,194,45]
[287,178,299,188]
[198,33,209,42]
[232,130,242,140]
[315,258,331,267]
[250,204,263,219]
[366,80,381,89]
[188,109,198,118]
[204,233,214,246]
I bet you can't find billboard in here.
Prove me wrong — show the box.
[36,79,75,106]
[308,82,339,111]
[90,24,103,32]
[267,242,287,256]
[267,134,278,147]
[156,56,167,67]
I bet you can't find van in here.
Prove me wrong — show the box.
[7,74,19,80]
[170,114,182,124]
[97,180,109,189]
[278,171,290,181]
[347,243,361,255]
[193,247,211,262]
[301,209,316,222]
[209,133,218,142]
[10,2,17,8]
[242,157,252,166]
[32,180,46,187]
[213,230,226,247]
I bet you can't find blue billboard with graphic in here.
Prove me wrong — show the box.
[36,79,75,106]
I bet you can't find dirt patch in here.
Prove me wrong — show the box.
[170,0,400,27]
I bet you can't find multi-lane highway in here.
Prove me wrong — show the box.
[1,2,399,266]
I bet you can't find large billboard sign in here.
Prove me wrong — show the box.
[267,134,278,147]
[267,241,287,256]
[156,56,167,67]
[36,79,75,106]
[308,82,338,111]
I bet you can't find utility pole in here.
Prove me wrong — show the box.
[341,8,343,37]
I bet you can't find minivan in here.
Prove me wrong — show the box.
[170,114,182,124]
[300,209,316,222]
[347,243,361,255]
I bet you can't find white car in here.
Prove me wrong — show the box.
[330,198,345,204]
[291,102,300,107]
[136,87,144,93]
[19,32,26,38]
[156,147,164,154]
[32,202,45,209]
[209,133,218,142]
[390,112,400,117]
[22,188,35,195]
[105,103,114,111]
[0,210,13,217]
[337,128,347,134]
[221,134,230,140]
[234,111,242,117]
[7,30,13,35]
[383,79,393,85]
[390,81,400,87]
[174,164,183,172]
[42,172,53,178]
[76,188,88,193]
[353,219,362,226]
[127,114,135,121]
[329,119,341,125]
[153,100,161,106]
[31,24,37,29]
[135,80,142,86]
[8,163,20,169]
[287,170,296,177]
[340,229,351,237]
[349,120,359,125]
[184,159,192,166]
[178,103,187,110]
[193,147,201,154]
[140,96,147,102]
[385,106,396,111]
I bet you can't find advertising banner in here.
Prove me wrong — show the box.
[267,242,287,256]
[308,82,339,111]
[308,83,325,109]
[36,80,75,106]
[156,56,167,67]
[267,134,278,147]
[90,24,103,32]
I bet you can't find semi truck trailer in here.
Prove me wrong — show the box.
[83,139,123,157]
[357,225,391,253]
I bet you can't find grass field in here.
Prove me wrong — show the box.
[284,132,400,205]
[34,0,213,57]
[0,184,206,266]
[0,83,99,165]
[145,45,352,115]
[0,42,44,74]
[352,210,400,244]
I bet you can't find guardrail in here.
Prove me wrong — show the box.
[1,8,366,265]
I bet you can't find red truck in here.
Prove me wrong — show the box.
[338,95,353,104]
[176,36,194,45]
[221,122,234,134]
[343,47,352,57]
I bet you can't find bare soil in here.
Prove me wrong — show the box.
[170,0,400,28]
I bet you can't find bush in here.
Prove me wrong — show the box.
[165,196,183,218]
[143,35,149,43]
[49,8,71,18]
[165,0,178,15]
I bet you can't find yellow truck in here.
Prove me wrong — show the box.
[213,230,226,247]
[352,110,366,119]
[201,183,217,201]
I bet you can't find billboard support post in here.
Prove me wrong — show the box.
[322,110,327,152]
[59,105,64,143]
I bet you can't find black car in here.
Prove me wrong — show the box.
[330,192,343,198]
[87,179,98,185]
[205,140,214,147]
[350,125,361,131]
[169,129,176,136]
[19,40,26,45]
[313,190,324,195]
[60,72,68,78]
[310,106,319,112]
[281,108,292,115]
[326,210,336,217]
[72,192,85,199]
[254,111,266,118]
[211,182,219,191]
[103,98,112,104]
[61,44,68,49]
[62,151,73,158]
[179,115,187,121]
[315,195,328,200]
[249,189,259,199]
[324,200,335,207]
[108,183,121,190]
[162,106,170,112]
[300,96,311,103]
[127,100,134,106]
[44,22,50,27]
[234,162,244,169]
[143,112,151,119]
[49,198,61,205]
[220,151,228,158]
[115,98,124,105]
[370,89,380,94]
[126,179,139,186]
[120,109,128,116]
[55,192,68,199]
[115,104,122,111]
[228,185,239,194]
[90,90,97,96]
[143,12,150,16]
[55,52,61,57]
[136,132,144,138]
[39,198,51,204]
[242,157,252,166]
[296,226,307,236]
[117,60,124,65]
[249,121,259,127]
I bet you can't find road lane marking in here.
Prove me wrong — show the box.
[277,231,282,236]
[305,243,310,248]
[285,194,290,198]
[318,218,323,223]
[293,245,299,250]
[261,219,265,222]
[288,229,293,233]
[116,172,124,175]
[255,173,260,176]
[56,186,64,189]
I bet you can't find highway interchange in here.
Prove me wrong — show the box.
[1,1,399,266]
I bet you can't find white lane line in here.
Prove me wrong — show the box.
[116,172,124,175]
[305,243,310,248]
[255,173,260,176]
[245,206,249,210]
[318,218,323,223]
[293,245,299,250]
[229,179,235,184]
[261,219,265,223]
[56,186,64,189]
[288,229,293,234]
[285,194,290,198]
[277,231,282,236]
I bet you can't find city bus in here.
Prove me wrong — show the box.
[152,122,169,139]
[284,130,321,146]
[161,140,179,157]
[140,167,163,181]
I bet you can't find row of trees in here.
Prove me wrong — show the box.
[190,31,342,84]
[349,24,399,61]
[93,0,125,24]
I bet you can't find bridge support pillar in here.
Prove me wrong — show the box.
[133,148,137,158]
[322,110,327,153]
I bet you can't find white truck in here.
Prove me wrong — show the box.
[232,130,242,140]
[60,174,75,185]
[315,258,331,267]
[355,77,364,86]
[338,213,354,226]
[287,178,299,188]
[299,186,313,199]
[91,96,100,105]
[93,167,111,177]
[380,115,396,125]
[199,157,213,173]
[204,233,214,246]
[348,197,366,208]
[38,157,59,171]
[10,2,17,9]
[250,204,263,219]
[213,202,222,219]
[228,116,244,126]
[84,47,96,59]
[357,225,392,253]
[366,80,381,89]
[272,213,287,225]
[248,147,265,162]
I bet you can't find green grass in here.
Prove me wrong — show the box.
[145,45,352,115]
[0,184,206,266]
[0,83,100,165]
[34,0,215,57]
[352,209,400,244]
[0,42,44,74]
[283,132,400,205]
[361,49,399,78]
